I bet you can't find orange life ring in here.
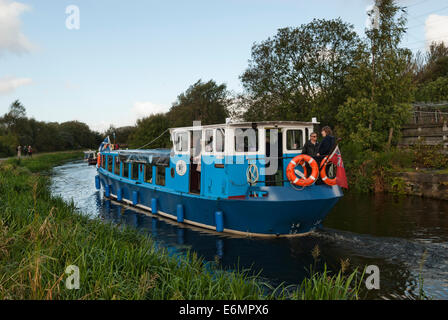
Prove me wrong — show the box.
[97,153,101,167]
[286,155,319,187]
[320,156,337,186]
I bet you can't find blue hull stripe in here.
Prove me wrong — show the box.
[98,169,342,236]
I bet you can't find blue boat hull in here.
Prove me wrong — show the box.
[97,170,343,237]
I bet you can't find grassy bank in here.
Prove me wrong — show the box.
[4,151,84,173]
[0,151,364,300]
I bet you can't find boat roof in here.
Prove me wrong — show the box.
[169,120,318,132]
[114,149,171,165]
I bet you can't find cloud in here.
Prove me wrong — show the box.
[0,76,32,94]
[131,101,170,119]
[425,14,448,49]
[0,0,34,55]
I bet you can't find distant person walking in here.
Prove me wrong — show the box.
[17,145,22,159]
[302,132,319,158]
[28,146,33,158]
[23,145,28,157]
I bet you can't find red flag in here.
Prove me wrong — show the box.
[329,146,348,189]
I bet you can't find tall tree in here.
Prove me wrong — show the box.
[337,0,414,149]
[2,100,26,131]
[128,113,171,149]
[168,79,230,127]
[240,18,361,125]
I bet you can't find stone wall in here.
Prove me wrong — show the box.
[393,172,448,200]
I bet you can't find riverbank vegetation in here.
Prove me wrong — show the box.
[0,100,102,157]
[0,151,364,300]
[342,142,448,193]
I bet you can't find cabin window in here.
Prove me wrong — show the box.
[114,157,121,175]
[144,164,153,183]
[131,163,139,180]
[216,129,225,152]
[204,129,214,152]
[101,155,106,169]
[235,128,258,152]
[286,130,304,150]
[175,132,188,152]
[122,162,129,178]
[156,166,166,186]
[107,156,113,172]
[191,130,202,157]
[305,128,309,140]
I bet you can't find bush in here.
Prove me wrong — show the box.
[340,142,414,192]
[411,140,448,169]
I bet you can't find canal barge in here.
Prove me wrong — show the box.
[95,121,343,237]
[83,150,97,166]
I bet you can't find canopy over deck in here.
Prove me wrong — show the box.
[117,149,171,166]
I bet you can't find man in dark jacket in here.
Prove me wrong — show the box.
[302,132,319,157]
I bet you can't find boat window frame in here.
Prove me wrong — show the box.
[215,128,226,154]
[174,131,189,154]
[107,155,113,172]
[114,156,121,176]
[204,129,214,153]
[131,162,140,181]
[156,165,166,186]
[122,161,129,179]
[233,127,260,155]
[201,128,226,157]
[282,127,314,154]
[285,129,304,151]
[144,164,153,184]
[101,154,106,169]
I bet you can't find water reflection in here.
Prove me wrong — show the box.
[51,161,448,299]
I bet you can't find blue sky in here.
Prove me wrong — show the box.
[1,0,447,132]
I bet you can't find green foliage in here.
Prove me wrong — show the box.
[337,0,414,150]
[240,18,361,126]
[0,101,102,156]
[342,140,448,193]
[128,113,171,149]
[341,142,414,192]
[415,76,448,102]
[168,79,230,127]
[0,132,19,157]
[414,42,448,85]
[411,140,448,169]
[5,151,84,173]
[104,125,136,145]
[291,265,364,300]
[337,98,412,150]
[389,177,407,194]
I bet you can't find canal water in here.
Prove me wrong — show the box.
[50,160,448,299]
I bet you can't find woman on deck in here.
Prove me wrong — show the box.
[317,126,335,158]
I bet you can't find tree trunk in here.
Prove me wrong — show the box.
[387,127,394,148]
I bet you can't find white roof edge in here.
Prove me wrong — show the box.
[169,121,319,132]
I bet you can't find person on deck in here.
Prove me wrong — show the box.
[302,132,319,158]
[316,126,335,158]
